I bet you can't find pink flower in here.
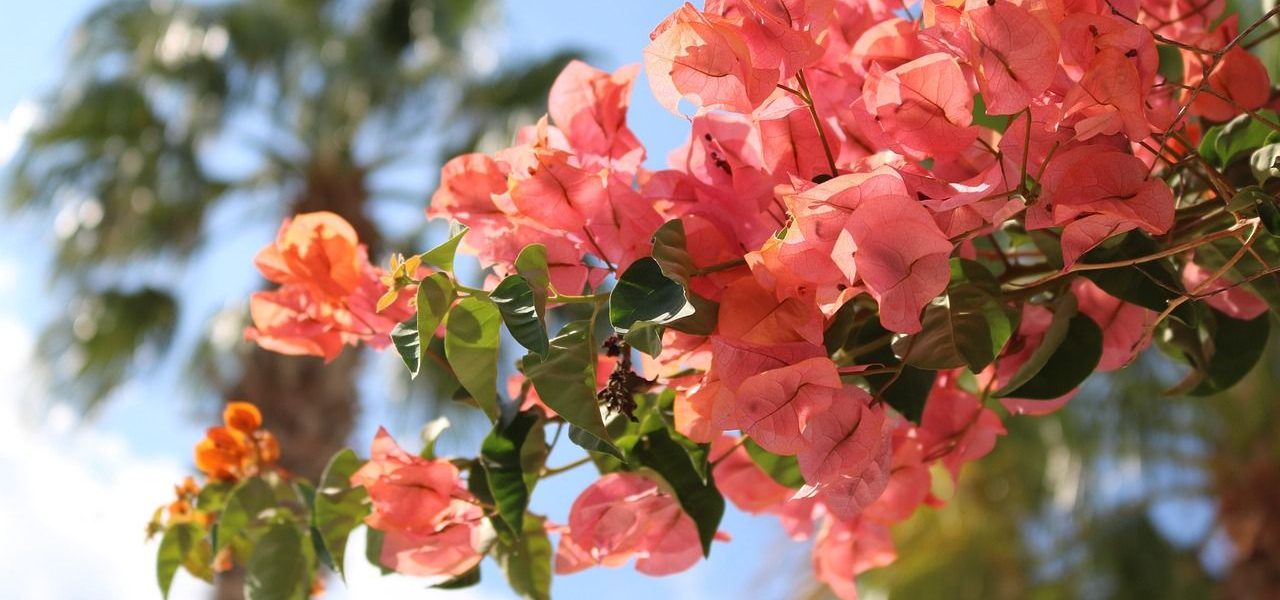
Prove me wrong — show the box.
[812,517,898,600]
[1182,261,1268,321]
[351,428,483,577]
[710,435,794,513]
[555,473,703,576]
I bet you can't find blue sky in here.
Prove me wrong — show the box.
[0,2,817,599]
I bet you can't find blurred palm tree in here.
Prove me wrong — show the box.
[9,1,575,594]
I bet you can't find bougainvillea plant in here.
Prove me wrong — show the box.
[151,0,1280,598]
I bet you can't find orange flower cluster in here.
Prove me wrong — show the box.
[245,212,413,362]
[194,402,280,482]
[147,476,211,540]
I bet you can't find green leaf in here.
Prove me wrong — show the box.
[515,243,550,319]
[493,513,554,600]
[1199,124,1224,167]
[244,525,312,600]
[492,275,551,356]
[433,564,482,589]
[215,477,276,558]
[157,523,210,598]
[1156,43,1184,85]
[623,321,664,358]
[567,424,626,461]
[481,410,547,541]
[390,319,422,377]
[1216,111,1279,166]
[312,449,369,581]
[1080,232,1187,318]
[1261,204,1280,238]
[670,292,720,335]
[1251,143,1280,183]
[392,273,456,378]
[195,481,233,513]
[415,273,457,374]
[1197,236,1280,315]
[996,295,1103,399]
[743,438,805,489]
[651,220,695,285]
[609,257,695,333]
[1190,310,1271,396]
[895,259,1011,371]
[522,321,621,457]
[364,527,392,575]
[850,316,936,423]
[971,93,1010,131]
[631,427,725,556]
[420,222,470,272]
[445,297,502,422]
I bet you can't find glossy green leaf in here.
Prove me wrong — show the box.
[1260,201,1280,237]
[157,523,211,598]
[515,243,550,318]
[651,219,695,285]
[1080,232,1187,318]
[433,564,482,589]
[743,438,805,489]
[392,273,456,378]
[1190,310,1271,396]
[623,321,664,357]
[364,527,392,575]
[492,275,550,356]
[996,295,1103,400]
[850,316,936,423]
[1216,111,1278,166]
[522,321,621,457]
[895,259,1011,371]
[1197,235,1280,315]
[414,273,457,375]
[631,427,725,556]
[445,297,502,421]
[195,481,233,513]
[1199,124,1224,167]
[567,424,626,461]
[609,257,695,333]
[390,319,422,377]
[1251,143,1280,183]
[313,449,369,581]
[244,525,312,600]
[494,513,554,600]
[481,410,547,541]
[419,222,470,272]
[215,477,276,557]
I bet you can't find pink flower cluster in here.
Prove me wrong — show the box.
[351,429,485,577]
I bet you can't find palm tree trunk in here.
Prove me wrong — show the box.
[214,156,374,599]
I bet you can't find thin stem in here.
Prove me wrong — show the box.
[550,292,611,305]
[795,70,839,177]
[541,456,593,478]
[692,257,747,276]
[710,436,749,467]
[1005,221,1251,293]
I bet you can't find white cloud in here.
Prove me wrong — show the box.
[0,315,203,600]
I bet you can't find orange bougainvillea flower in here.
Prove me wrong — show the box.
[246,211,413,363]
[193,401,281,482]
[223,401,262,434]
[195,426,253,481]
